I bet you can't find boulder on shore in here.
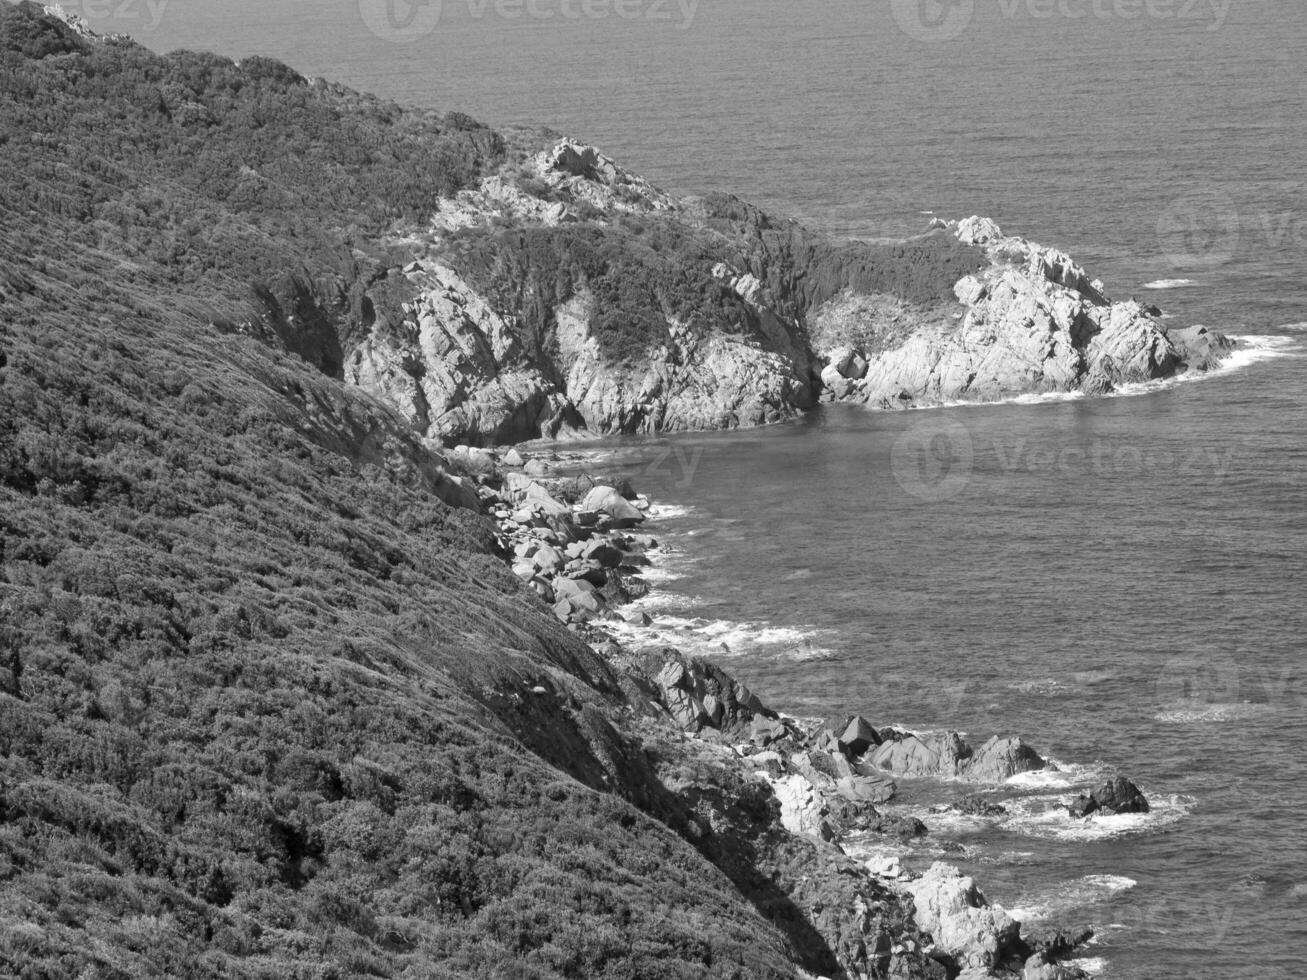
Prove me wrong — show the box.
[838,714,882,757]
[580,485,645,526]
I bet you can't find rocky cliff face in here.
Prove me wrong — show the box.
[343,138,817,444]
[342,151,1235,445]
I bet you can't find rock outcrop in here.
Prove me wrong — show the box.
[867,730,1054,783]
[903,863,1025,974]
[818,217,1233,409]
[1068,776,1150,818]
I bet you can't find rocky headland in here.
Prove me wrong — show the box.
[331,139,1235,447]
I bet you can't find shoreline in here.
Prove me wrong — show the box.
[467,446,1173,980]
[493,328,1296,464]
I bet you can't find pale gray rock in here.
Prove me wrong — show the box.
[867,732,972,778]
[849,217,1214,408]
[967,736,1052,783]
[903,862,1021,973]
[580,486,645,525]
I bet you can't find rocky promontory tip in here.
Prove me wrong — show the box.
[815,215,1238,410]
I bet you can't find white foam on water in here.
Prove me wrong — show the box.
[1209,334,1304,371]
[1008,677,1071,696]
[631,590,700,612]
[1153,701,1275,724]
[1142,278,1200,289]
[1009,875,1136,926]
[1072,957,1108,974]
[637,563,688,585]
[1082,874,1138,892]
[612,608,837,660]
[1278,322,1307,331]
[931,388,1089,411]
[1006,768,1081,791]
[1004,792,1195,842]
[645,503,696,520]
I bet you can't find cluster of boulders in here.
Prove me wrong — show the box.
[633,652,1108,978]
[635,652,1082,851]
[450,445,660,628]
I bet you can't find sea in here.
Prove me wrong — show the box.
[87,0,1307,976]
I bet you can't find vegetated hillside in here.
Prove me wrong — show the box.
[0,0,504,378]
[0,4,847,977]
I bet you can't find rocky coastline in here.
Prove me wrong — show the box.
[0,11,1203,976]
[457,443,1154,980]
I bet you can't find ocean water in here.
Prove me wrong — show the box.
[91,1,1307,976]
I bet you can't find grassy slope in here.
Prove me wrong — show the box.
[0,4,807,976]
